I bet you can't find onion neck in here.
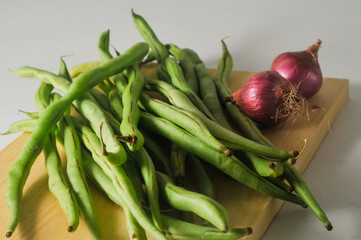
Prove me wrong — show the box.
[306,39,322,59]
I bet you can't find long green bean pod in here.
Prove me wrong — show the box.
[119,65,145,151]
[73,118,167,240]
[139,92,231,156]
[130,148,163,231]
[167,44,199,94]
[139,111,305,206]
[69,61,101,79]
[44,132,80,233]
[131,10,168,63]
[6,42,148,237]
[164,58,216,121]
[58,115,102,239]
[1,119,37,135]
[81,149,147,240]
[143,78,297,160]
[156,172,229,231]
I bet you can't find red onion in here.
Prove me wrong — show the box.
[270,39,323,99]
[227,70,299,127]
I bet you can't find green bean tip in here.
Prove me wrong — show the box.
[225,149,233,157]
[293,150,299,158]
[325,222,333,231]
[247,227,253,235]
[5,231,12,238]
[67,226,73,232]
[268,162,276,169]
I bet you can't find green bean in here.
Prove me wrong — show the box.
[142,49,156,64]
[1,119,37,135]
[164,58,216,121]
[187,154,215,200]
[58,115,102,239]
[69,61,101,79]
[43,131,80,233]
[161,214,252,240]
[13,66,127,166]
[130,148,163,231]
[170,143,187,184]
[119,65,145,151]
[139,92,231,156]
[131,10,168,63]
[73,117,166,240]
[143,78,297,160]
[81,149,147,240]
[139,111,305,206]
[156,62,172,83]
[18,110,39,119]
[6,42,148,236]
[142,130,174,178]
[167,44,199,94]
[98,29,114,62]
[266,177,293,193]
[236,151,284,178]
[89,88,112,113]
[156,171,229,231]
[108,89,124,120]
[283,166,332,230]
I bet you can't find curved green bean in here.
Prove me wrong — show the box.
[156,171,229,231]
[1,119,37,135]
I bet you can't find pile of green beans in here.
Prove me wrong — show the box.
[3,9,332,240]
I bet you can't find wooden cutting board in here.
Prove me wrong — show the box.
[0,69,349,240]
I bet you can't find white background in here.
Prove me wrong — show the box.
[1,1,360,239]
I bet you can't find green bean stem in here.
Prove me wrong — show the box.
[6,42,148,236]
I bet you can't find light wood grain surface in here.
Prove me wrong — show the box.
[0,68,349,240]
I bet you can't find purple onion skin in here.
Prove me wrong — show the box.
[271,40,323,99]
[232,70,289,127]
